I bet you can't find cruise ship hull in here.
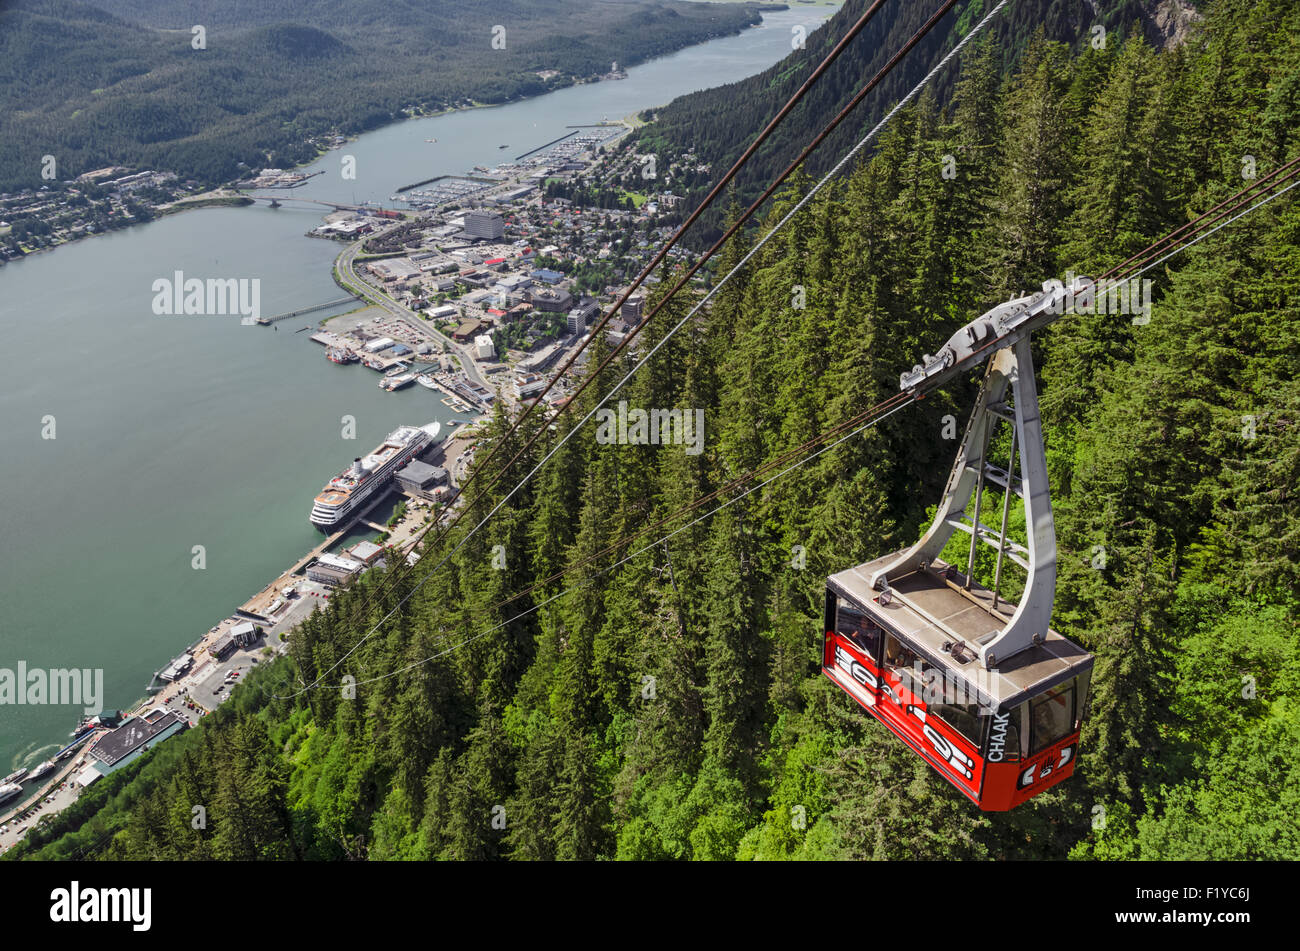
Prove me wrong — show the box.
[310,423,439,530]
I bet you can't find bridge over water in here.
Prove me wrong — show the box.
[243,192,404,218]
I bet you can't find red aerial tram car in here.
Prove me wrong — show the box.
[823,283,1095,810]
[823,557,1092,810]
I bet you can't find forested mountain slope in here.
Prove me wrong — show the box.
[9,0,1298,861]
[635,0,1200,246]
[0,0,761,190]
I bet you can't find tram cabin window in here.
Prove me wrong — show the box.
[836,600,882,658]
[931,701,982,747]
[883,634,928,693]
[1074,670,1092,728]
[1029,682,1075,754]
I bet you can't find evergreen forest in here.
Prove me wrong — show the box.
[8,0,1298,861]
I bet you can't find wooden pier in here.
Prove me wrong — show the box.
[256,296,358,324]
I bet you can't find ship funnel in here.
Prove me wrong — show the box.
[351,457,365,477]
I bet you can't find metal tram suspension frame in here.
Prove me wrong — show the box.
[823,279,1096,811]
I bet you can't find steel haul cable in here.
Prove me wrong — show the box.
[355,0,958,626]
[1103,159,1300,288]
[1099,154,1300,285]
[493,391,915,610]
[358,0,898,608]
[388,0,1004,598]
[293,151,1300,694]
[444,0,968,532]
[276,0,1013,696]
[310,398,919,690]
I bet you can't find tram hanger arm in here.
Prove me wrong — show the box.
[866,276,1094,668]
[898,276,1094,398]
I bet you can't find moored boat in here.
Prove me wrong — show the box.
[309,423,439,530]
[380,373,417,391]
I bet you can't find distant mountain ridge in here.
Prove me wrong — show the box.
[632,0,1200,246]
[0,0,763,190]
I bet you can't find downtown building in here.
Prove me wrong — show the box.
[463,210,505,241]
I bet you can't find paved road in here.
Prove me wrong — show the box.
[185,585,336,709]
[334,234,492,392]
[0,776,79,854]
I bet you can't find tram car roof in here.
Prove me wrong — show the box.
[827,553,1092,712]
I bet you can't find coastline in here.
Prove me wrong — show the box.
[0,6,776,265]
[0,415,485,835]
[0,193,255,264]
[0,3,836,842]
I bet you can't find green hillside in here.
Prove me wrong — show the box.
[8,0,1298,861]
[633,0,1195,246]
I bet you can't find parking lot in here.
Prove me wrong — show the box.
[0,565,376,854]
[0,772,83,855]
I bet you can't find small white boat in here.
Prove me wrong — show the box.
[2,768,27,785]
[380,373,417,391]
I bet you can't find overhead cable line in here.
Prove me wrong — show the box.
[304,399,918,691]
[357,0,897,608]
[1099,154,1300,285]
[271,0,1012,698]
[361,0,976,617]
[401,0,1001,597]
[1102,158,1300,289]
[321,152,1300,693]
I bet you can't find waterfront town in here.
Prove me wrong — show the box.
[0,131,353,259]
[0,119,707,851]
[304,121,703,417]
[0,167,201,258]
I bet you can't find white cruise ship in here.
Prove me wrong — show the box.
[309,423,439,530]
[0,782,21,805]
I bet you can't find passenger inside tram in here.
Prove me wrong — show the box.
[836,602,881,658]
[1029,683,1074,753]
[883,634,925,694]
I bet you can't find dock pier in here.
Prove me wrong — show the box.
[256,296,358,325]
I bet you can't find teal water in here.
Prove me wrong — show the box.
[0,5,839,772]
